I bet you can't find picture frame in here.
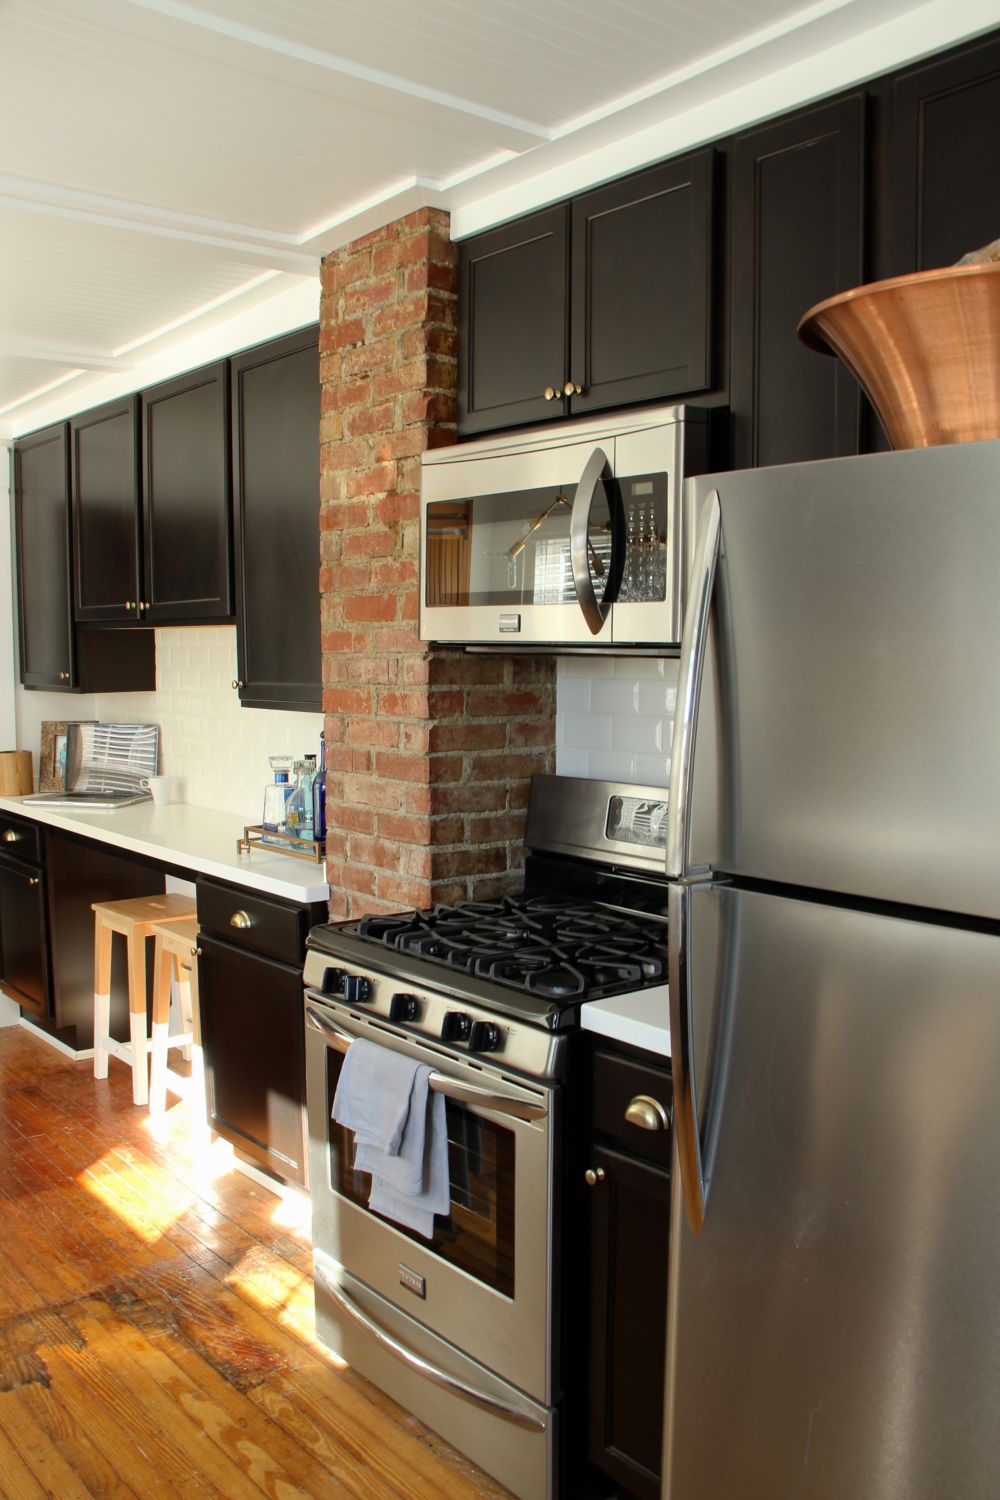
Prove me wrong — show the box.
[38,721,71,792]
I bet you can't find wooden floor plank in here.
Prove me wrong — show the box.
[0,1025,514,1500]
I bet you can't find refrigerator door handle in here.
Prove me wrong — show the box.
[665,488,721,880]
[669,879,708,1235]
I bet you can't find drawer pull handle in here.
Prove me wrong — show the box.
[229,910,253,930]
[2,830,19,843]
[584,1167,606,1187]
[625,1094,671,1132]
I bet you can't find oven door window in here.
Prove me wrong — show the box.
[326,1050,515,1298]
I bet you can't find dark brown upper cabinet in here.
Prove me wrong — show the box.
[458,152,715,437]
[70,395,141,623]
[891,32,1000,275]
[14,420,154,693]
[730,95,866,470]
[230,326,322,713]
[14,423,75,689]
[70,362,232,626]
[458,205,569,435]
[570,151,715,417]
[141,361,232,622]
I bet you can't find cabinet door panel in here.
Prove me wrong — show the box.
[142,361,232,621]
[731,96,865,468]
[14,424,75,689]
[459,206,569,435]
[892,33,1000,273]
[571,151,714,414]
[198,933,307,1186]
[587,1141,671,1500]
[0,859,48,1016]
[231,327,321,711]
[71,397,140,621]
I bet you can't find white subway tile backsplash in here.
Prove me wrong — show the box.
[89,624,324,819]
[556,656,677,788]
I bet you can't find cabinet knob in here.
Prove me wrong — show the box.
[27,876,39,887]
[2,829,19,843]
[584,1167,606,1187]
[124,601,133,611]
[59,671,70,682]
[193,947,202,958]
[563,380,582,396]
[139,602,149,612]
[624,1094,671,1132]
[543,386,558,401]
[229,910,253,930]
[232,679,244,690]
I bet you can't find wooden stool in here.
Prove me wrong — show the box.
[92,894,196,1105]
[149,917,204,1120]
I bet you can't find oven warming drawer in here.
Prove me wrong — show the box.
[315,1253,555,1500]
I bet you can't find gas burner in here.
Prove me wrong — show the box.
[349,890,667,1006]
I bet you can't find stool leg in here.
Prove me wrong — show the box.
[127,930,150,1107]
[188,959,208,1135]
[149,943,173,1119]
[177,970,194,1063]
[93,920,113,1081]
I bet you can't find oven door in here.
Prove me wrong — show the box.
[304,993,559,1405]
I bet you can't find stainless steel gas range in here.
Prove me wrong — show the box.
[302,774,671,1500]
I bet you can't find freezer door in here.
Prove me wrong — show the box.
[663,882,1000,1500]
[685,438,1000,919]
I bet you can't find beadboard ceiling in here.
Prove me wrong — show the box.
[0,0,992,434]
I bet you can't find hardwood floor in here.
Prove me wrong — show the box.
[0,1022,516,1500]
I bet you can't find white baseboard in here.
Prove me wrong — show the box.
[18,1017,94,1059]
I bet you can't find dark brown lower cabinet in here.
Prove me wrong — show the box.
[196,877,326,1188]
[0,851,48,1016]
[587,1046,672,1500]
[43,832,167,1049]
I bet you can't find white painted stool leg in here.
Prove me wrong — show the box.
[93,921,112,1081]
[127,930,150,1107]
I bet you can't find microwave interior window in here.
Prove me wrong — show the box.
[425,473,668,608]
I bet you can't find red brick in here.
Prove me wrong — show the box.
[468,752,549,782]
[343,337,396,377]
[344,276,397,312]
[376,873,430,911]
[320,318,365,352]
[466,688,549,717]
[328,747,374,774]
[346,463,397,499]
[401,783,434,816]
[349,835,404,870]
[431,847,507,879]
[372,362,427,400]
[343,775,403,811]
[375,429,429,462]
[319,499,371,531]
[329,862,377,897]
[375,750,431,784]
[321,629,366,654]
[429,722,507,752]
[319,561,370,593]
[330,805,376,835]
[347,718,399,748]
[371,623,423,653]
[377,812,433,845]
[401,722,431,754]
[372,558,418,589]
[468,812,527,844]
[378,688,429,718]
[324,686,372,715]
[344,403,395,438]
[343,593,398,623]
[343,530,396,560]
[374,493,420,525]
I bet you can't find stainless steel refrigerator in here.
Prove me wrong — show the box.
[662,438,1000,1500]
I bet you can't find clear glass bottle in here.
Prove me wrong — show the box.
[312,732,327,844]
[285,758,314,842]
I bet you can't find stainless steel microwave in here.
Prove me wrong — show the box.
[419,403,713,652]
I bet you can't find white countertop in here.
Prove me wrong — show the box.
[0,795,330,904]
[581,984,671,1058]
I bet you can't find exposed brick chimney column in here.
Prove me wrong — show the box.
[319,208,555,919]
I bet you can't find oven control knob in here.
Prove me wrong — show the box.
[389,992,421,1024]
[322,966,346,995]
[468,1021,500,1053]
[441,1011,471,1042]
[343,974,373,1005]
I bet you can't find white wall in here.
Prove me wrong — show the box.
[14,626,322,818]
[0,442,16,752]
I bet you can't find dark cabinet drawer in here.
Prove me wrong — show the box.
[0,815,42,866]
[196,877,316,964]
[0,854,48,1016]
[591,1048,672,1168]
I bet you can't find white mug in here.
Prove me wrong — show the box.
[141,774,173,807]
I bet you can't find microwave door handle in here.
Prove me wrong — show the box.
[570,446,613,635]
[665,488,721,881]
[306,1004,547,1122]
[314,1256,547,1433]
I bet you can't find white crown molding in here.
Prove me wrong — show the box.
[0,339,134,374]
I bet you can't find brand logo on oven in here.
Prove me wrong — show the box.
[399,1264,426,1299]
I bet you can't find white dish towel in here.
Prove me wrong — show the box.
[332,1036,450,1239]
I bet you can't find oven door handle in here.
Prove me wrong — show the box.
[315,1257,547,1432]
[306,1005,548,1122]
